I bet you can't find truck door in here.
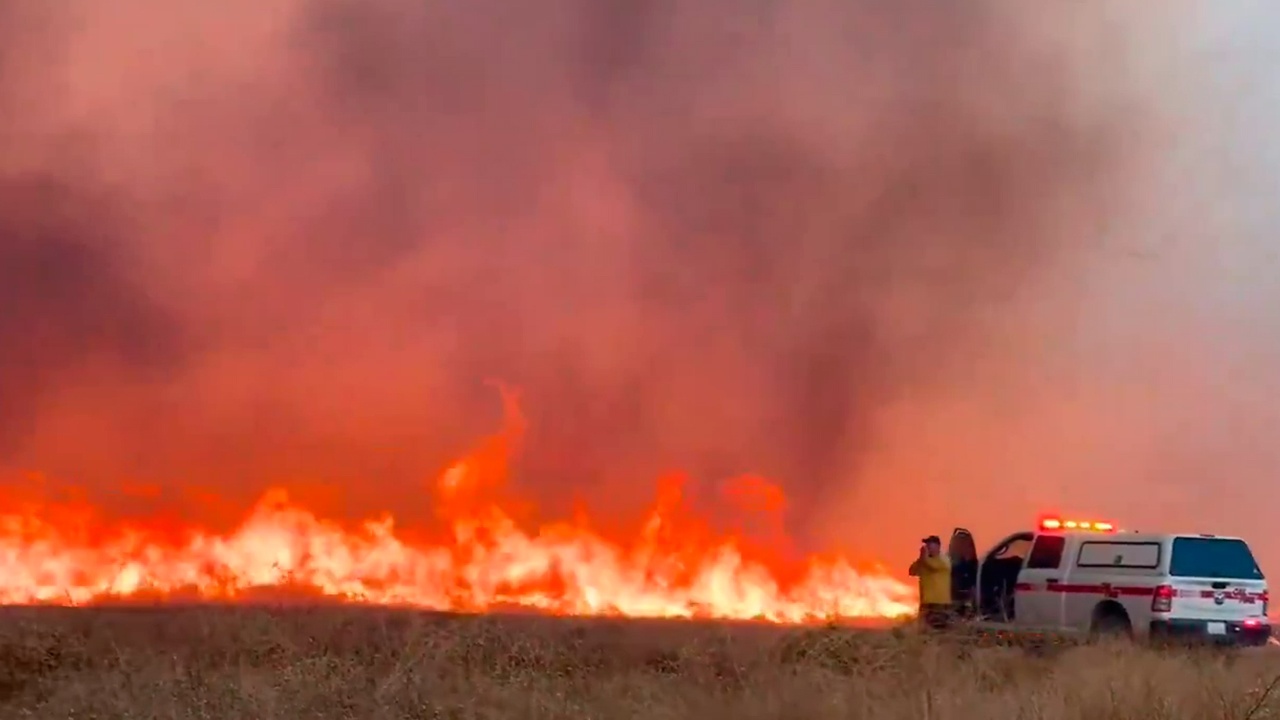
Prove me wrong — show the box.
[978,531,1035,622]
[949,528,980,616]
[1017,533,1070,629]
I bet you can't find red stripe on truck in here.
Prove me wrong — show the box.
[1197,589,1264,604]
[1048,582,1154,597]
[1015,584,1266,602]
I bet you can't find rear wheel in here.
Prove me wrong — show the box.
[1090,602,1133,640]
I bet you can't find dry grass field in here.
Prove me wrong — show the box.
[0,607,1275,719]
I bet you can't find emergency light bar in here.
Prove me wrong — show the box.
[1040,517,1115,532]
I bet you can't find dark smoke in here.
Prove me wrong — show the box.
[0,0,1160,549]
[0,176,185,453]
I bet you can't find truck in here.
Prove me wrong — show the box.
[955,517,1271,646]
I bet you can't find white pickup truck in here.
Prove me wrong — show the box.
[954,517,1270,646]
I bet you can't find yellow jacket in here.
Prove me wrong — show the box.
[909,555,952,606]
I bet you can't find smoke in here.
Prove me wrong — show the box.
[6,0,1269,565]
[0,177,186,450]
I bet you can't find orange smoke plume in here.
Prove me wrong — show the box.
[0,388,915,621]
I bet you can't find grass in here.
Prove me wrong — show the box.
[0,607,1274,719]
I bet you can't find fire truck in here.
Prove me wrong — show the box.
[955,517,1270,646]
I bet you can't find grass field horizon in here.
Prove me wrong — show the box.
[0,606,1275,719]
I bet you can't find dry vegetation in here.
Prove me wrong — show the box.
[0,607,1275,719]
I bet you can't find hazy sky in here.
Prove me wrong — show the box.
[1,0,1278,573]
[865,0,1280,566]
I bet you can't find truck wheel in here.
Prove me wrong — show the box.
[1090,602,1133,640]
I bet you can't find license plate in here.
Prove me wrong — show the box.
[1207,622,1227,635]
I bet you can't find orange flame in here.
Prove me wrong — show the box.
[0,389,916,621]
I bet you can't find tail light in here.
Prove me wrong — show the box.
[1261,589,1269,616]
[1152,584,1174,613]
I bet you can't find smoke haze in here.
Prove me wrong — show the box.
[1,0,1273,568]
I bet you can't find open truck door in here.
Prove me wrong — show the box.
[949,528,979,617]
[977,531,1035,622]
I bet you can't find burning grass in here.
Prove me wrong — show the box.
[0,607,1275,718]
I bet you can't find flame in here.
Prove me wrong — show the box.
[0,389,916,621]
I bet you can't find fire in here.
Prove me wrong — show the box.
[0,390,916,621]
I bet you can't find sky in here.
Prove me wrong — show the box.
[873,0,1280,563]
[1,0,1278,572]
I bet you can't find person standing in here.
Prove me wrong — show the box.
[909,535,953,630]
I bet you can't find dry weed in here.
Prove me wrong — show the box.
[0,607,1272,719]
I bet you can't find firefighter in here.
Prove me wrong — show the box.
[909,535,953,630]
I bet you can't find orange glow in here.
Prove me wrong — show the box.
[0,391,916,622]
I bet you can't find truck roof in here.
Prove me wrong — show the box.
[1033,517,1246,543]
[1035,529,1247,543]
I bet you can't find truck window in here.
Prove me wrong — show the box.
[1026,535,1066,569]
[1169,537,1265,580]
[1076,541,1160,569]
[992,538,1032,562]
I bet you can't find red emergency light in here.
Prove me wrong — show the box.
[1040,517,1116,533]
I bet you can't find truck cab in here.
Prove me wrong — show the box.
[957,518,1271,646]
